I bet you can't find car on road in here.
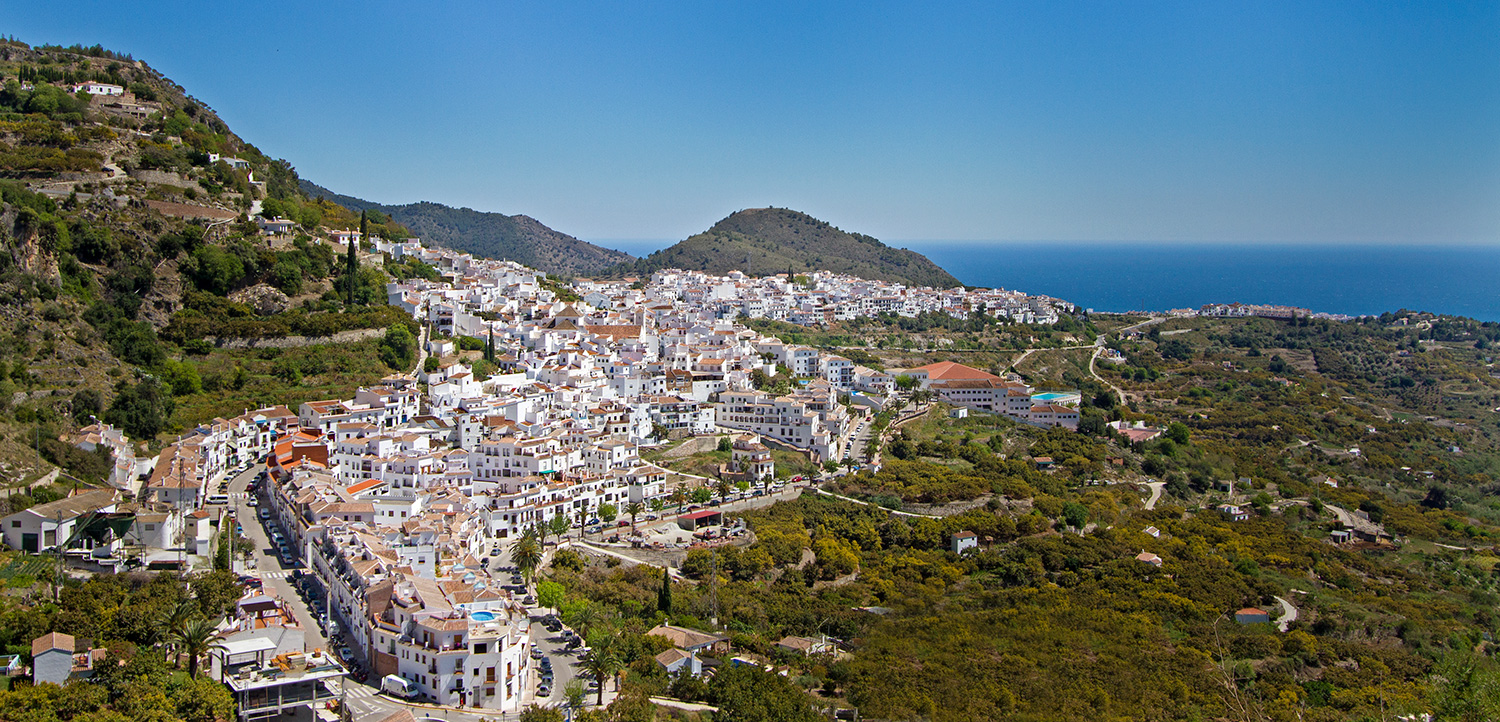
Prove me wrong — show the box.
[337,647,355,663]
[206,494,230,505]
[246,497,258,507]
[523,595,535,605]
[584,525,602,535]
[258,508,272,520]
[645,513,659,521]
[537,684,551,697]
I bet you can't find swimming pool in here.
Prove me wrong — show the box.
[470,611,496,622]
[1032,392,1074,401]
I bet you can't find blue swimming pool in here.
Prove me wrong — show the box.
[470,611,496,622]
[1033,392,1073,401]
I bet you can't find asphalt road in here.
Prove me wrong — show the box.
[227,465,329,652]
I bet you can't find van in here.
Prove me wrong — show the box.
[381,674,420,700]
[206,494,230,505]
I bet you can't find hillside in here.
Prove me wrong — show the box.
[0,40,421,488]
[300,180,632,277]
[608,207,962,288]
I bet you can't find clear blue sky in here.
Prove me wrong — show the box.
[11,1,1500,244]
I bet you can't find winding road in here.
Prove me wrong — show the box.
[1273,595,1298,632]
[1142,481,1166,510]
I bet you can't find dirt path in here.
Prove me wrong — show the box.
[811,488,942,519]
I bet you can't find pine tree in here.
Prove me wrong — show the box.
[657,565,673,615]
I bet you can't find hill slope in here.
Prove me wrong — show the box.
[300,180,632,277]
[607,207,961,288]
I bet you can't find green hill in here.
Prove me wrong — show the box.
[300,180,633,277]
[607,207,961,288]
[0,40,423,485]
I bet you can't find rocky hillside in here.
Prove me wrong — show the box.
[300,180,633,277]
[0,40,419,488]
[607,207,961,288]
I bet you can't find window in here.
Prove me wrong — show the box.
[9,521,18,528]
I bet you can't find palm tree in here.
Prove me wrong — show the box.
[578,641,621,706]
[174,616,227,678]
[511,533,542,585]
[156,598,199,653]
[715,477,732,506]
[624,501,644,533]
[669,487,686,513]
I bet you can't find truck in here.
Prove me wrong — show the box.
[381,674,420,700]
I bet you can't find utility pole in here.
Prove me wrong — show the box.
[53,510,63,601]
[709,549,718,628]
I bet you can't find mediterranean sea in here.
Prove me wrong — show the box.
[594,240,1500,322]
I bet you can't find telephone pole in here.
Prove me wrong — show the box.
[709,549,719,628]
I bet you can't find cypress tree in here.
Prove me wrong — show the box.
[347,211,364,305]
[486,328,495,363]
[658,565,673,615]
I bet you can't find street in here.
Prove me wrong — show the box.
[228,466,593,721]
[227,465,327,651]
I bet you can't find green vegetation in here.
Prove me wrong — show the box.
[608,207,961,288]
[0,570,240,721]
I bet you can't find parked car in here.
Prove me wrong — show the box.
[645,514,659,521]
[537,684,551,697]
[337,647,354,663]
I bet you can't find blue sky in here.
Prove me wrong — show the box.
[10,1,1500,244]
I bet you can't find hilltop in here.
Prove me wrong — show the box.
[607,207,962,288]
[300,180,632,277]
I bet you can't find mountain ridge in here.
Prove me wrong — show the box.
[298,180,633,277]
[607,207,962,288]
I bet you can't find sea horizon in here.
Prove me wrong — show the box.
[590,239,1500,322]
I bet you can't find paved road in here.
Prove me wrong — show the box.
[1273,595,1298,633]
[228,465,330,652]
[1142,481,1165,510]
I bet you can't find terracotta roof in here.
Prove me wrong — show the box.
[906,361,999,381]
[32,632,75,657]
